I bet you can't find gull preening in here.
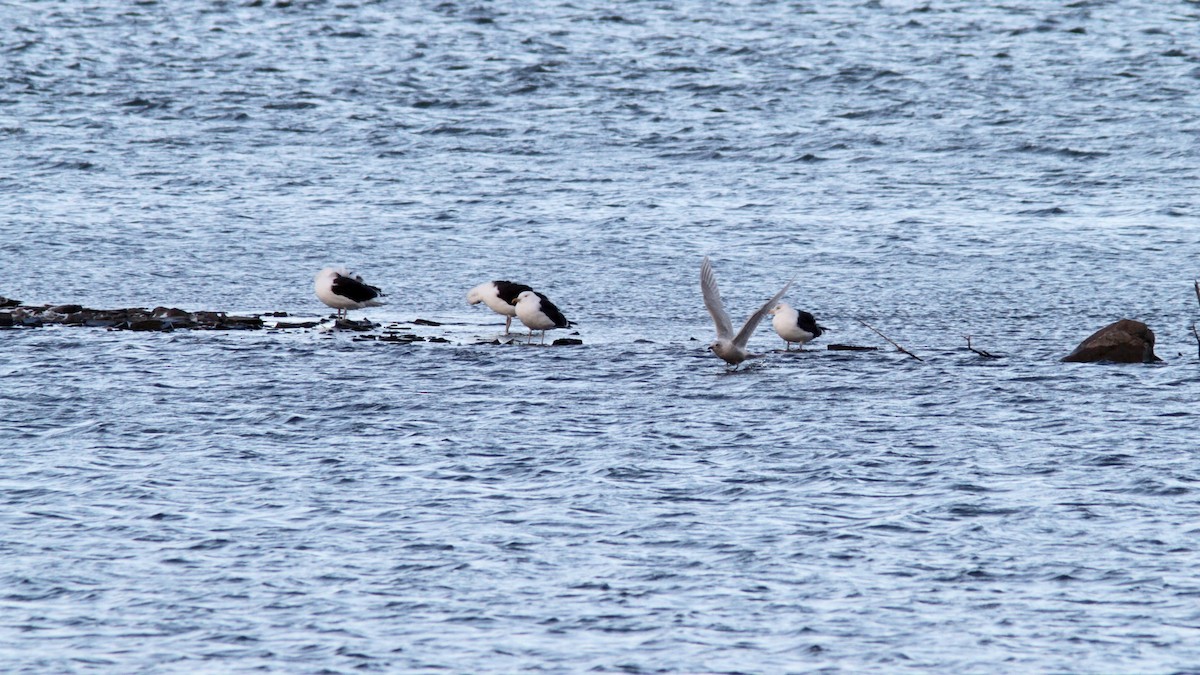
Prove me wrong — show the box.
[513,290,571,344]
[314,267,385,320]
[466,280,533,334]
[700,256,793,368]
[770,302,826,351]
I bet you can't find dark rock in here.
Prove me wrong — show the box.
[191,311,226,325]
[552,338,583,346]
[152,307,191,319]
[413,318,443,326]
[49,304,85,314]
[271,320,320,329]
[10,309,43,327]
[354,333,423,343]
[828,344,880,351]
[217,315,264,330]
[332,318,375,331]
[0,313,13,327]
[125,319,171,331]
[1062,319,1162,363]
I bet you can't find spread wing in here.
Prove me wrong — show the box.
[700,257,734,341]
[732,277,794,349]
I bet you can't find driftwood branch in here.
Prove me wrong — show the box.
[1194,282,1200,359]
[855,318,923,361]
[963,335,1001,359]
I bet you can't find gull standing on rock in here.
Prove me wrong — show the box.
[770,302,826,351]
[314,266,385,320]
[466,280,533,334]
[513,290,571,345]
[700,256,793,368]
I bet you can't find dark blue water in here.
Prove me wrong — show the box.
[3,2,1200,672]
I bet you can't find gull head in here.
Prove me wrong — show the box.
[709,339,745,365]
[466,284,484,305]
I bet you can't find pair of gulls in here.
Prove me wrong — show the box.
[313,267,571,344]
[701,256,825,368]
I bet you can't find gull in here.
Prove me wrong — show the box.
[770,302,826,350]
[700,256,792,368]
[513,290,571,345]
[314,266,385,320]
[466,280,533,334]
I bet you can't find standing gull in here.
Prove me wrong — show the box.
[467,280,533,334]
[700,256,793,368]
[314,266,385,320]
[513,290,571,344]
[770,302,826,351]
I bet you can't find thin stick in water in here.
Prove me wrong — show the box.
[963,335,1001,359]
[855,318,923,361]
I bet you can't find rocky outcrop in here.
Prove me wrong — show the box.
[1,305,265,331]
[1062,319,1162,363]
[0,303,583,345]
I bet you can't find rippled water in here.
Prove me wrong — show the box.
[3,1,1200,672]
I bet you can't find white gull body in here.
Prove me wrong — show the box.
[513,290,571,344]
[700,256,792,368]
[770,302,826,351]
[314,267,385,319]
[467,280,533,334]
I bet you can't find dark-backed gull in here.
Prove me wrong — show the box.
[314,267,385,319]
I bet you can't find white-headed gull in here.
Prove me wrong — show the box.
[770,302,826,351]
[513,290,571,344]
[700,256,792,368]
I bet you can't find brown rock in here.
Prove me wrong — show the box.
[1062,319,1162,363]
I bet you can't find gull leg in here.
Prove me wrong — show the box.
[504,316,512,335]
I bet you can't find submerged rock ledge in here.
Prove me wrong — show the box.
[0,302,583,346]
[1,304,269,331]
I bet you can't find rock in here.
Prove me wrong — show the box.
[0,312,13,327]
[270,320,320,329]
[125,319,171,331]
[827,344,879,351]
[332,318,375,331]
[1062,319,1162,363]
[552,338,583,346]
[152,307,191,319]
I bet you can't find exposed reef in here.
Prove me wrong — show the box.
[0,302,583,346]
[1,304,266,331]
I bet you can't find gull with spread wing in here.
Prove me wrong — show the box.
[700,256,793,368]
